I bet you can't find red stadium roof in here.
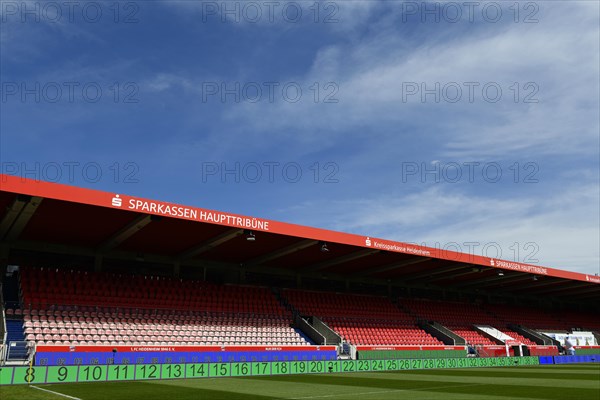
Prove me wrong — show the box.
[1,174,598,302]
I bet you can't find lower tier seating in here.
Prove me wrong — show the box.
[23,308,308,346]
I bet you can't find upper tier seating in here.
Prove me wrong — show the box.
[484,304,567,331]
[486,304,600,332]
[20,267,286,315]
[562,311,600,332]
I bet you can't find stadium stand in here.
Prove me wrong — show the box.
[399,298,500,345]
[18,267,308,347]
[484,304,568,331]
[398,298,538,346]
[6,266,596,353]
[282,289,443,345]
[482,304,599,348]
[326,318,442,346]
[20,267,286,315]
[22,310,306,346]
[501,330,537,346]
[564,311,600,332]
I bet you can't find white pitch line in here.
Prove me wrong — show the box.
[289,382,486,399]
[30,385,83,400]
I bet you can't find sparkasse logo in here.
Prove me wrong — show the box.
[112,194,122,207]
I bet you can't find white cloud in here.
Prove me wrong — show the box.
[223,1,599,158]
[138,2,599,279]
[145,73,193,92]
[274,178,599,275]
[11,0,593,277]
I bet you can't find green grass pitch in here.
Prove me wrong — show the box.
[1,364,598,400]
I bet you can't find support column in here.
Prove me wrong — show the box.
[94,254,103,272]
[0,244,9,285]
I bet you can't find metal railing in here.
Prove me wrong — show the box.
[1,284,6,337]
[419,320,464,345]
[473,325,505,344]
[312,317,342,345]
[6,341,30,361]
[0,343,6,366]
[0,288,7,365]
[508,324,553,345]
[28,342,36,364]
[477,346,493,358]
[1,309,7,345]
[348,343,358,360]
[294,314,326,345]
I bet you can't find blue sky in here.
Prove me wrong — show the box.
[1,1,598,275]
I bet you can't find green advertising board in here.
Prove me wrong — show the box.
[0,356,542,385]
